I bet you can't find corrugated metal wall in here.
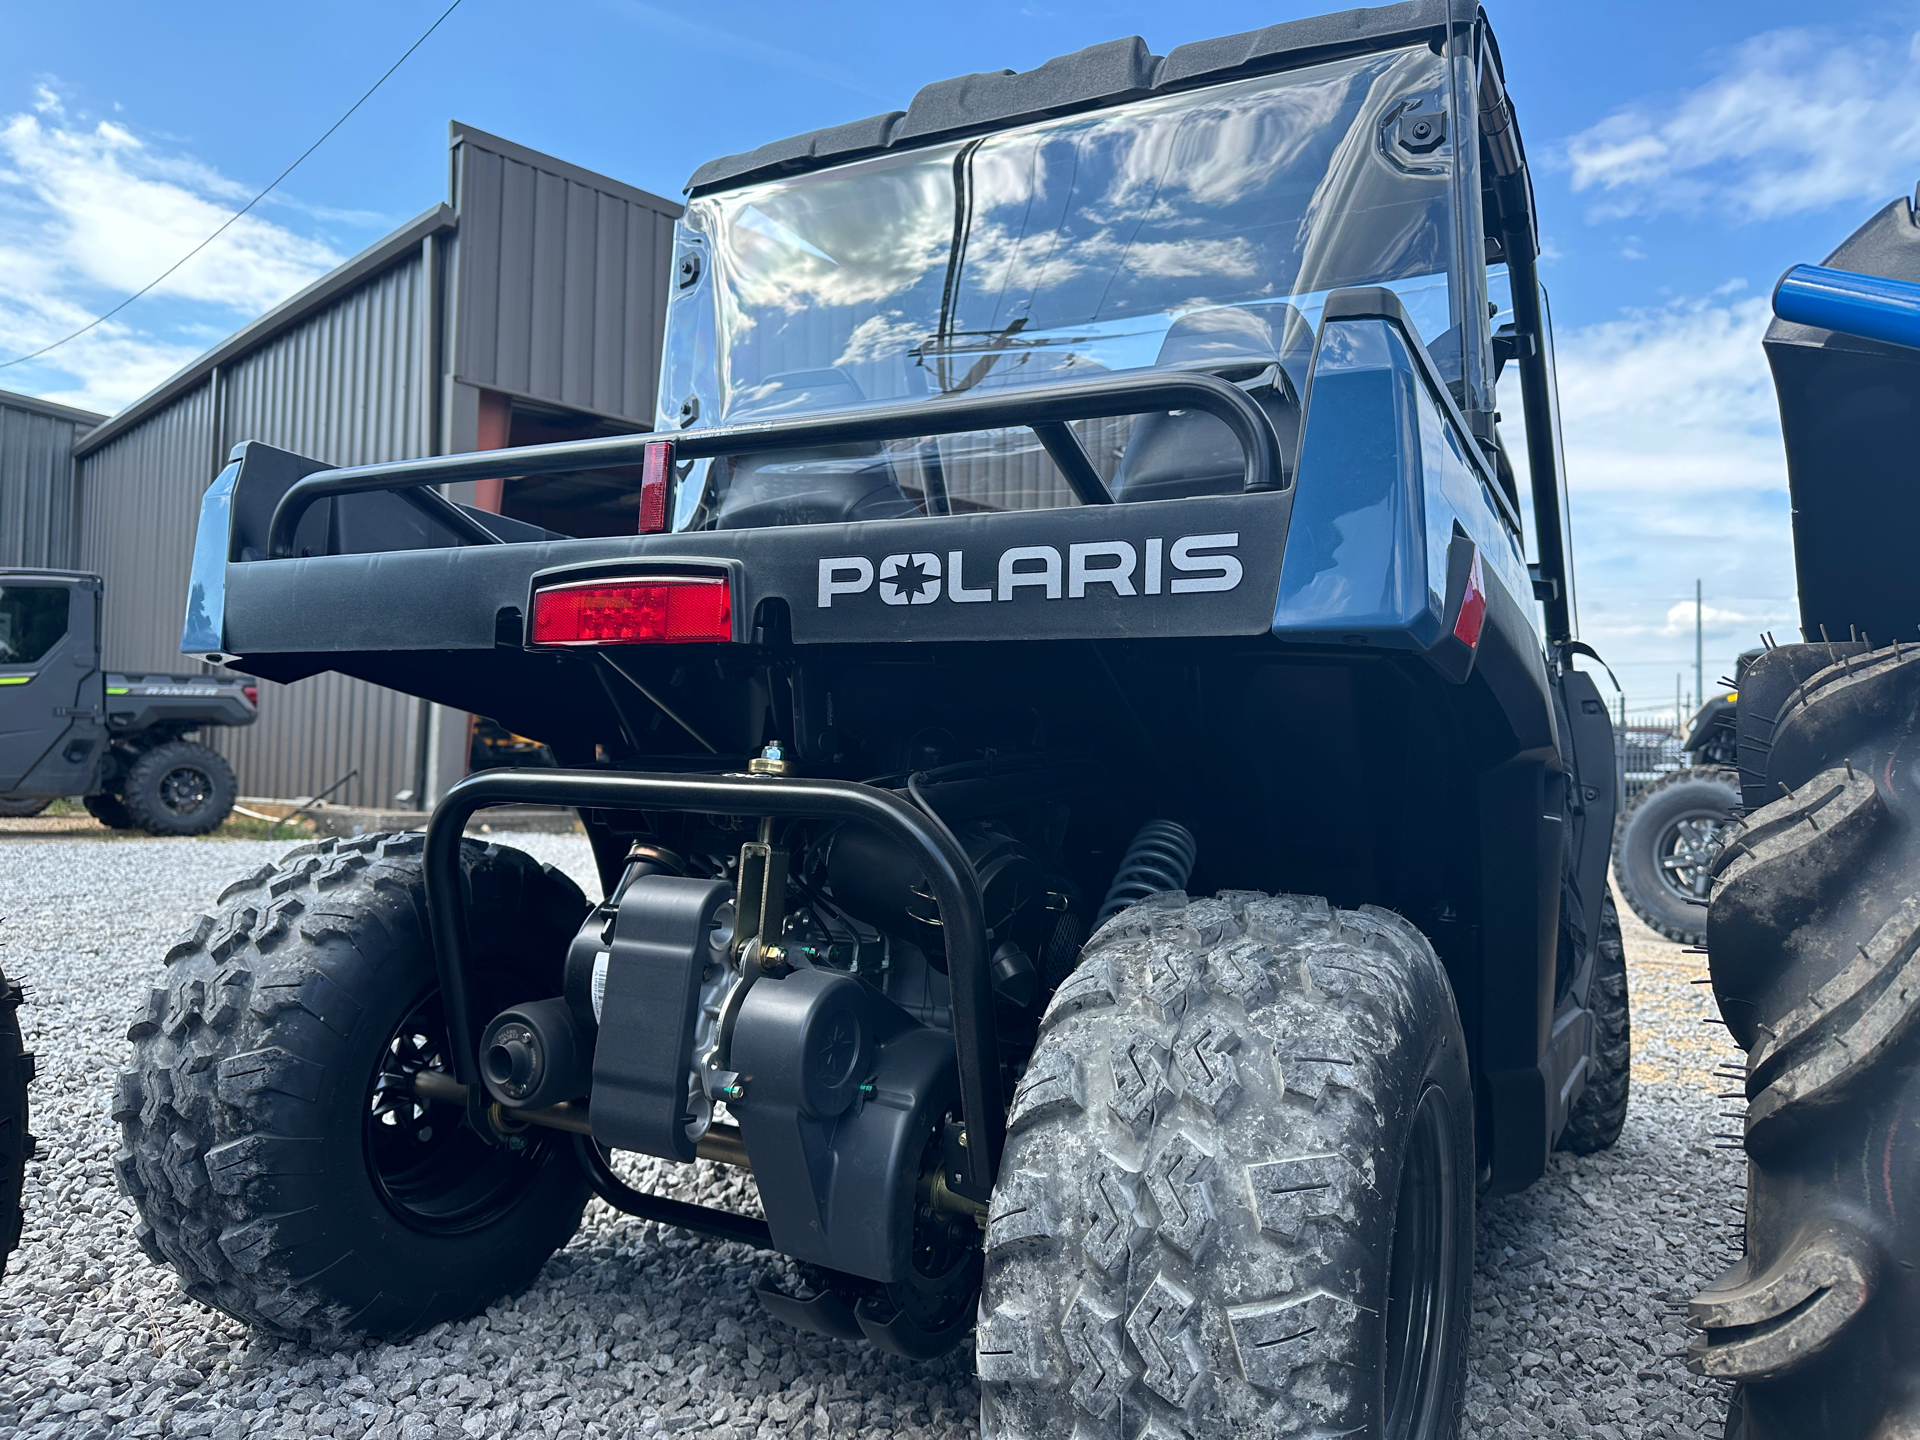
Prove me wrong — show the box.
[221,254,429,465]
[210,253,431,808]
[76,382,215,669]
[0,393,101,569]
[62,127,677,810]
[451,127,680,424]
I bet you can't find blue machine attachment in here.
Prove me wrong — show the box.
[1774,263,1920,351]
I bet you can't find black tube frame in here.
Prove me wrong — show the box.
[574,1135,774,1250]
[424,766,1002,1193]
[268,368,1285,558]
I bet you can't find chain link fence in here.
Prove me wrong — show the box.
[1615,712,1691,803]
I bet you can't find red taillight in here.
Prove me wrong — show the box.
[529,576,732,646]
[638,441,672,534]
[242,684,259,706]
[1452,550,1487,648]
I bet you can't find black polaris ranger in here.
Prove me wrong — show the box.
[120,5,1623,1434]
[0,569,255,834]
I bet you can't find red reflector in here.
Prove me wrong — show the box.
[1453,550,1487,648]
[638,441,672,534]
[529,577,732,646]
[242,684,259,706]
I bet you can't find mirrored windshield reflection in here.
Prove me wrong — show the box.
[693,44,1456,424]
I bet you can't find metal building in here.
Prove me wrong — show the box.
[0,389,104,570]
[64,122,681,808]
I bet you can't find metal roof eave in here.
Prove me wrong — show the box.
[73,203,457,461]
[450,121,684,219]
[685,0,1451,196]
[0,386,106,428]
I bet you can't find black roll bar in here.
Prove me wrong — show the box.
[423,766,1003,1193]
[268,369,1287,559]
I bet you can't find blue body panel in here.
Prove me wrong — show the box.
[181,460,239,655]
[1774,263,1920,352]
[1272,316,1531,648]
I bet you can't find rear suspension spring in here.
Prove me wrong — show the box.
[1096,820,1198,924]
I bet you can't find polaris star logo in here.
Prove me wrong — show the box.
[818,534,1243,607]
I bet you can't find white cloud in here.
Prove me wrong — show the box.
[0,93,346,413]
[1507,293,1803,695]
[1662,601,1752,634]
[1563,26,1920,221]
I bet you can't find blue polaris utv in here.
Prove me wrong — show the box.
[120,4,1621,1434]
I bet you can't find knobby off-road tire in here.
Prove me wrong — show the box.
[84,792,134,829]
[0,965,33,1279]
[1692,643,1920,1438]
[978,891,1474,1440]
[117,833,592,1346]
[1615,766,1740,944]
[122,739,236,836]
[0,797,50,818]
[1557,892,1630,1155]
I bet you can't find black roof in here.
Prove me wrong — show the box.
[687,1,1452,196]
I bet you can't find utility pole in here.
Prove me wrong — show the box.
[1676,673,1683,725]
[1695,579,1705,715]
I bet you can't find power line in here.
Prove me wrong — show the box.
[0,0,466,371]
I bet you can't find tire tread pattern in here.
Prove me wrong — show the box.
[0,966,34,1278]
[118,833,589,1345]
[1694,642,1920,1437]
[979,890,1472,1440]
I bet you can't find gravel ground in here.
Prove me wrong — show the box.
[0,833,1740,1439]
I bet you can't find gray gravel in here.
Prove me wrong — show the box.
[0,835,1738,1439]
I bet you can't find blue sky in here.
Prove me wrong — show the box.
[4,0,1919,704]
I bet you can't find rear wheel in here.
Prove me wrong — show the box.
[116,833,592,1345]
[979,891,1473,1439]
[1614,766,1739,943]
[121,739,236,836]
[0,797,49,818]
[1692,644,1920,1437]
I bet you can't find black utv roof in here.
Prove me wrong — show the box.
[686,0,1453,196]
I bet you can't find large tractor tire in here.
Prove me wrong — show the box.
[1614,766,1740,943]
[121,739,237,836]
[116,833,593,1346]
[0,797,50,818]
[1691,644,1920,1437]
[979,891,1473,1439]
[0,966,32,1278]
[1557,892,1631,1155]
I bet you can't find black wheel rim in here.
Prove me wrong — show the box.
[1383,1085,1459,1439]
[158,765,213,816]
[1654,811,1731,903]
[365,987,546,1234]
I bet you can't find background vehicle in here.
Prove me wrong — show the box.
[1612,652,1756,943]
[1687,209,1920,1438]
[0,570,256,834]
[119,6,1622,1435]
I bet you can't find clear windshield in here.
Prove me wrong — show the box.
[661,43,1464,527]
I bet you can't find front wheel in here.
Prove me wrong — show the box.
[121,739,236,836]
[1558,892,1630,1154]
[979,891,1473,1439]
[0,797,50,818]
[116,833,592,1346]
[83,792,134,829]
